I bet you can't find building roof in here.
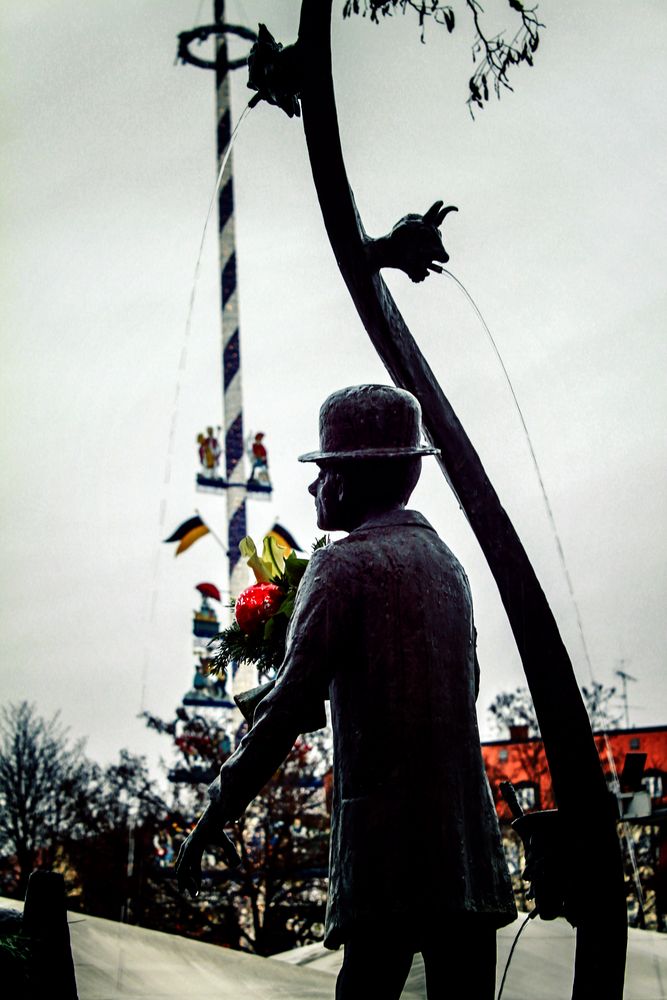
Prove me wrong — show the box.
[483,724,667,747]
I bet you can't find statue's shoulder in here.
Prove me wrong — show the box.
[347,508,436,537]
[341,509,441,555]
[302,538,349,580]
[333,509,442,567]
[297,539,362,606]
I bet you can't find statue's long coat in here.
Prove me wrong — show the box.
[211,510,516,948]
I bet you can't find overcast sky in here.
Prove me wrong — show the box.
[2,0,665,775]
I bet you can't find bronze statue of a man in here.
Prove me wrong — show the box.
[177,384,516,998]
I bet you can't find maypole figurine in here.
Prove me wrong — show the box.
[182,654,231,709]
[192,581,221,641]
[246,431,272,495]
[196,426,225,490]
[184,582,233,708]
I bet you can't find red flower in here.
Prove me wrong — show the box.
[235,582,284,634]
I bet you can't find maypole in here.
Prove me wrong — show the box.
[215,0,246,604]
[178,6,266,606]
[176,9,273,709]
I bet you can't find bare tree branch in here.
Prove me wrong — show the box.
[342,0,544,113]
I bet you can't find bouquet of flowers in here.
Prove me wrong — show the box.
[209,533,327,680]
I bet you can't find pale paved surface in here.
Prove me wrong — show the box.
[2,898,666,997]
[277,916,667,999]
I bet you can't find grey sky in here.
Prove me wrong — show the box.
[2,1,665,773]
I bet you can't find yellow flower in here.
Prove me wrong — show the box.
[262,534,288,577]
[239,536,271,583]
[239,533,289,583]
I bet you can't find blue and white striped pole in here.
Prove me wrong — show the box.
[215,0,247,603]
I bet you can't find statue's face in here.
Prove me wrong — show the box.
[308,466,347,531]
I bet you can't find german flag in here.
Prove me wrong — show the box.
[164,515,210,556]
[266,523,302,556]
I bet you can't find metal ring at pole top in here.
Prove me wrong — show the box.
[177,22,258,71]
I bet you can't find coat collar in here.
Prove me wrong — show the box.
[352,508,436,534]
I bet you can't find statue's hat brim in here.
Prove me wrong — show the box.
[300,384,440,464]
[298,445,440,463]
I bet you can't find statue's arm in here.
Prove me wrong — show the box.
[208,547,341,816]
[206,673,319,821]
[176,548,343,895]
[174,692,300,898]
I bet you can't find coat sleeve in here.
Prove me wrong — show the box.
[208,545,347,820]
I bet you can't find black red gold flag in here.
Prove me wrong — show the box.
[267,523,302,555]
[164,515,210,556]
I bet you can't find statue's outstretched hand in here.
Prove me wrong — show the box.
[175,804,241,899]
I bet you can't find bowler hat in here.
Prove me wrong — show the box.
[298,384,440,463]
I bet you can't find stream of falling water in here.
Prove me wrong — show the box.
[438,266,596,685]
[183,99,255,348]
[440,267,646,977]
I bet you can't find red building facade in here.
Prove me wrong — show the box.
[482,725,667,822]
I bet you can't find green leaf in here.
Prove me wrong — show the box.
[285,556,309,587]
[278,597,295,619]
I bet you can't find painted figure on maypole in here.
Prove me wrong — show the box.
[196,426,225,489]
[246,431,272,495]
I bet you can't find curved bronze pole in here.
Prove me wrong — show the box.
[297,1,626,995]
